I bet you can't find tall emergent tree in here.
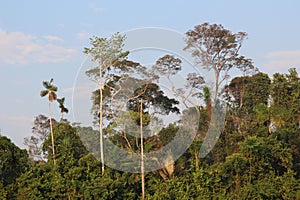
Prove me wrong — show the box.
[126,80,180,200]
[184,22,256,104]
[84,33,137,175]
[139,98,145,200]
[40,78,58,166]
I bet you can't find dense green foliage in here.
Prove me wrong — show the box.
[1,23,299,199]
[1,68,299,199]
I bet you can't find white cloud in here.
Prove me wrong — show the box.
[263,50,300,72]
[76,31,91,40]
[0,29,76,65]
[43,35,64,42]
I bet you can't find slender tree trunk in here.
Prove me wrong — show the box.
[214,71,219,107]
[99,67,105,175]
[48,101,56,166]
[140,99,145,200]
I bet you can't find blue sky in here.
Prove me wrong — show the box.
[1,0,300,148]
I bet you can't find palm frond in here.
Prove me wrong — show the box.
[57,97,65,104]
[49,92,57,101]
[40,90,48,97]
[61,107,69,114]
[57,97,68,113]
[50,86,58,92]
[42,81,51,89]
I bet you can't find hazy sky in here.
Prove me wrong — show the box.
[1,0,300,148]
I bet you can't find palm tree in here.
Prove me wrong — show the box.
[57,97,69,120]
[40,78,58,166]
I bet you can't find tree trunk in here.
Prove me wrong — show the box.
[140,99,145,200]
[214,71,220,107]
[48,101,56,166]
[99,67,105,175]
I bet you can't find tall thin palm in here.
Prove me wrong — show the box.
[40,78,58,166]
[57,97,69,120]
